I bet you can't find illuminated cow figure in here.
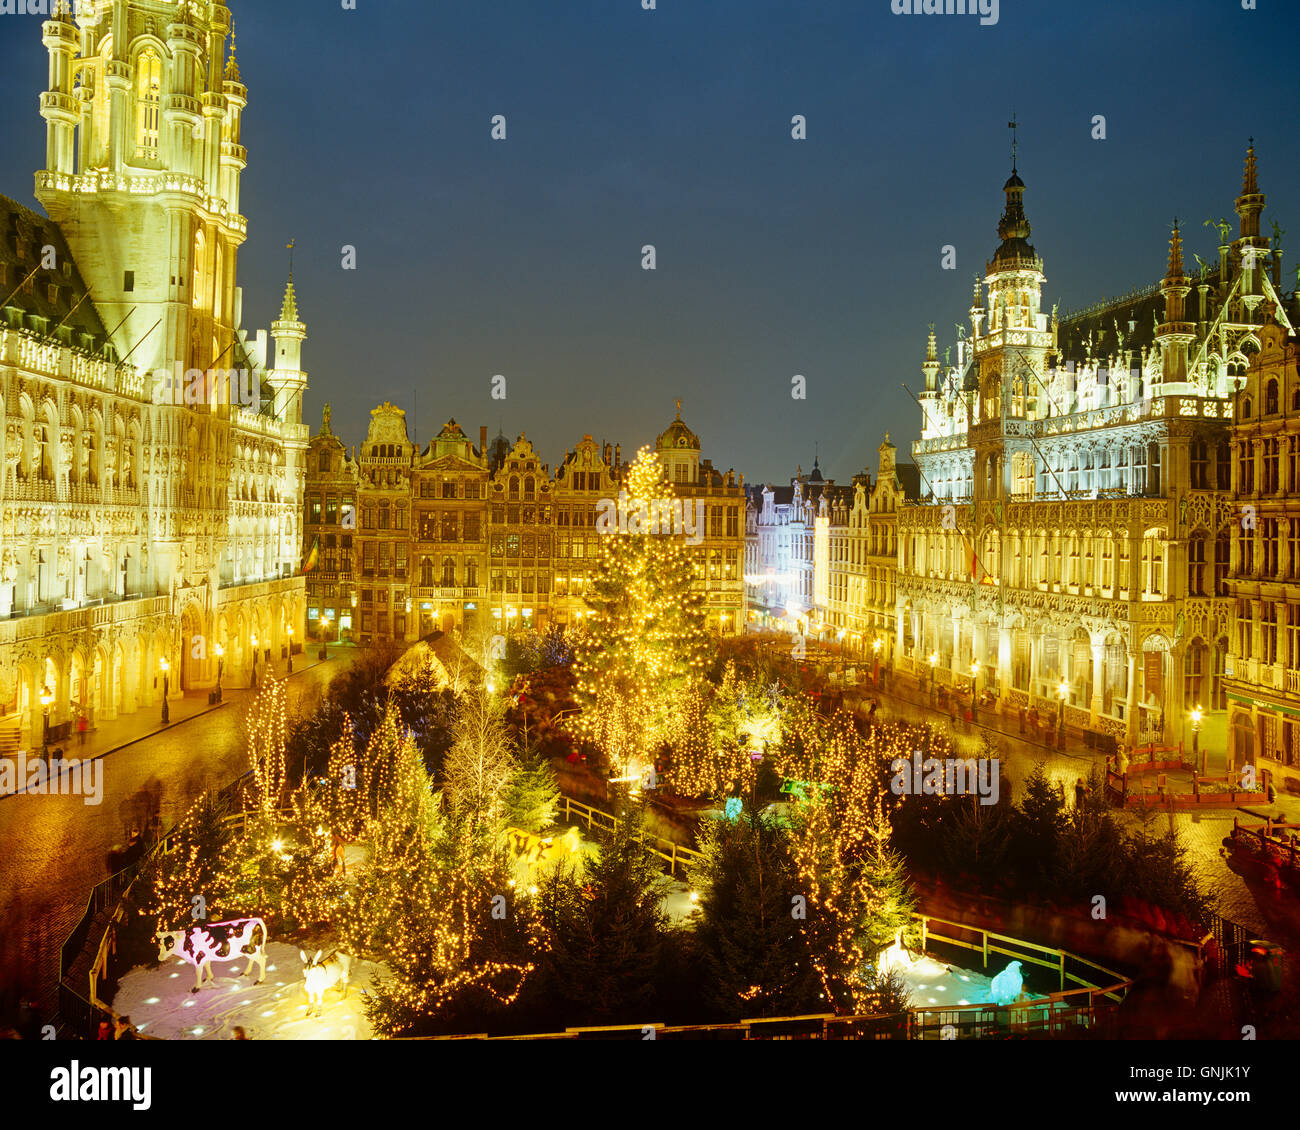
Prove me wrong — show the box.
[505,826,582,870]
[300,949,353,1018]
[155,918,268,994]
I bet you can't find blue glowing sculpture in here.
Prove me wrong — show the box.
[724,797,743,821]
[989,960,1023,1005]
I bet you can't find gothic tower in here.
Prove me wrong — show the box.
[36,0,248,378]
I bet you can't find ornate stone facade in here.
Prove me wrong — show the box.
[897,148,1297,749]
[1224,319,1300,788]
[0,2,306,748]
[343,404,745,643]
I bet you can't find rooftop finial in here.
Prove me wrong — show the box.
[226,25,242,83]
[1008,113,1018,173]
[1242,139,1259,196]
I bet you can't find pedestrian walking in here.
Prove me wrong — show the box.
[1074,777,1087,809]
[77,710,88,747]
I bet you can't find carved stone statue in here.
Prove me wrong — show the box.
[1,548,17,585]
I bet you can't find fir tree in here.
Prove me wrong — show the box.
[574,447,710,778]
[1013,763,1068,893]
[539,804,669,1023]
[689,812,820,1018]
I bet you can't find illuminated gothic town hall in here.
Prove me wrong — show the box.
[0,1,306,751]
[896,146,1298,765]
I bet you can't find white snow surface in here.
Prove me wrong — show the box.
[113,941,393,1040]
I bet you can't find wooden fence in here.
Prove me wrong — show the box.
[555,793,703,879]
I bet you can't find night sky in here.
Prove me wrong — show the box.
[1,0,1297,486]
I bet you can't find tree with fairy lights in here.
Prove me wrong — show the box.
[574,447,710,779]
[347,709,545,1035]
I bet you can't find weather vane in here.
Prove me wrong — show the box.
[1008,113,1018,170]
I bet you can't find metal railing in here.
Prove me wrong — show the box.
[555,794,703,880]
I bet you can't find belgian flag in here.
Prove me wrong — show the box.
[301,536,320,574]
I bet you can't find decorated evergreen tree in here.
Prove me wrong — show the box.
[689,812,820,1018]
[574,447,710,779]
[539,804,669,1023]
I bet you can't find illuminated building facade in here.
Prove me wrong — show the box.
[0,0,307,750]
[339,404,745,643]
[1224,318,1300,787]
[897,147,1296,749]
[303,405,358,643]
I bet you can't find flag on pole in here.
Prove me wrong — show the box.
[301,536,319,574]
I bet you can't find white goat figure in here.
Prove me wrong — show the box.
[301,949,353,1018]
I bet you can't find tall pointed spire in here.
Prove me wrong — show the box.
[1242,138,1258,196]
[280,276,299,323]
[226,25,242,83]
[1236,139,1265,243]
[1165,218,1186,281]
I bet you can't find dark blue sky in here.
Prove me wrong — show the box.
[2,0,1297,485]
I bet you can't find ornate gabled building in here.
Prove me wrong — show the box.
[303,404,358,642]
[0,0,307,749]
[331,403,745,644]
[898,144,1297,751]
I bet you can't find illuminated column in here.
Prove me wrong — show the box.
[1090,637,1106,724]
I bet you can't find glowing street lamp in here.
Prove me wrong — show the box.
[40,685,53,755]
[1191,704,1204,775]
[319,615,331,660]
[160,656,171,725]
[1056,678,1069,737]
[250,634,259,688]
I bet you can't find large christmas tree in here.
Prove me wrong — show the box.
[574,447,710,778]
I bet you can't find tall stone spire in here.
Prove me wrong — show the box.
[1158,221,1194,383]
[922,323,940,391]
[1236,139,1265,243]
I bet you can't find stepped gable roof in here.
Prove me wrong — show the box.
[0,195,115,359]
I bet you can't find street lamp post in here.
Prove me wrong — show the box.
[1191,704,1204,776]
[215,644,224,703]
[1056,678,1068,742]
[160,657,170,725]
[287,626,294,674]
[40,685,53,756]
[928,651,938,703]
[319,616,331,661]
[250,634,259,688]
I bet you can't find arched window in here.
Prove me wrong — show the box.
[135,50,162,160]
[524,477,535,500]
[319,452,330,473]
[1242,398,1253,420]
[442,557,456,587]
[509,476,520,500]
[420,557,433,587]
[1267,379,1279,416]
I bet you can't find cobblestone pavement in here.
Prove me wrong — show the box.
[0,651,355,1016]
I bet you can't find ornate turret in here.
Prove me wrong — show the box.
[269,273,308,425]
[1157,222,1195,384]
[922,323,940,392]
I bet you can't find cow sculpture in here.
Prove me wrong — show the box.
[155,918,268,994]
[301,949,353,1018]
